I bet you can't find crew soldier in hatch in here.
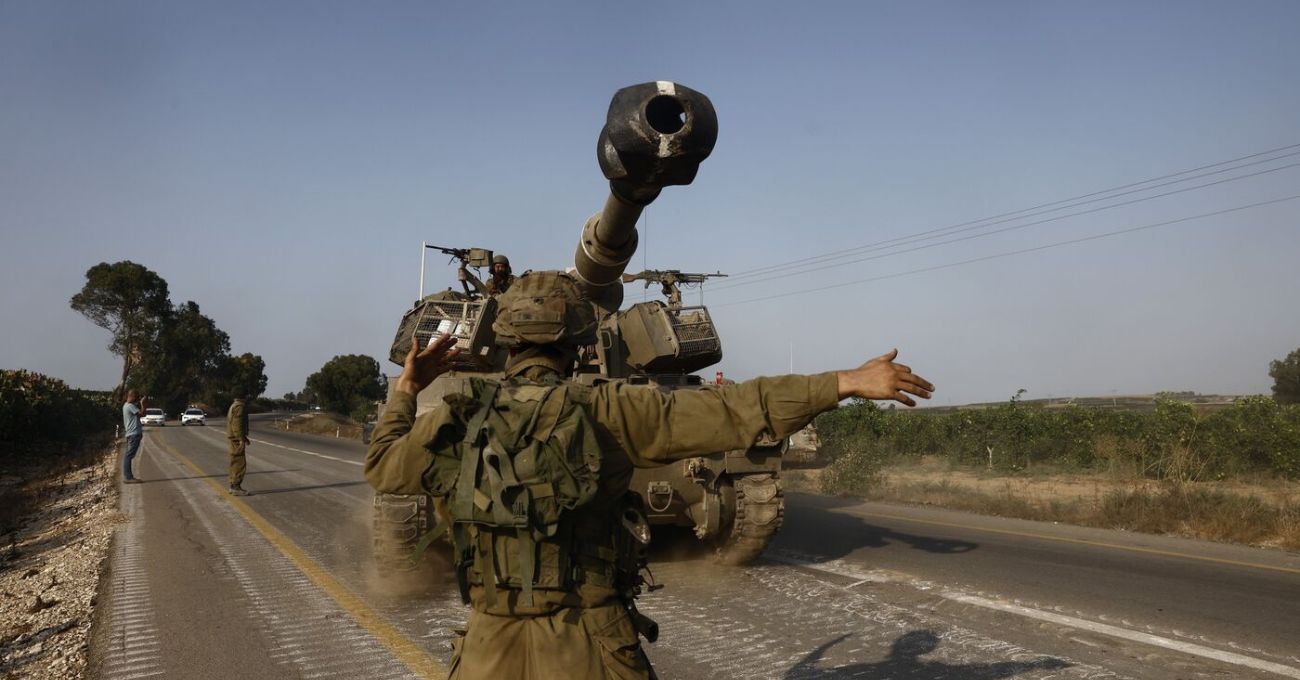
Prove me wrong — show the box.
[365,271,933,680]
[227,394,251,496]
[461,254,516,297]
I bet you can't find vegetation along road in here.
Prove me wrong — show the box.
[89,415,1300,680]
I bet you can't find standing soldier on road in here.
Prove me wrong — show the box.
[365,271,934,680]
[227,394,251,496]
[121,389,146,484]
[461,254,516,297]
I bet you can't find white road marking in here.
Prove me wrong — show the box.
[101,468,166,680]
[157,447,417,679]
[191,426,363,466]
[250,438,363,467]
[771,551,1300,679]
[643,559,1122,679]
[942,592,1300,679]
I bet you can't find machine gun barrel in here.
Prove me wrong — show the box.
[621,270,728,287]
[574,82,718,312]
[428,244,470,262]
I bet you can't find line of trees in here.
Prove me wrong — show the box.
[0,370,115,457]
[70,261,267,415]
[817,392,1300,491]
[289,354,386,420]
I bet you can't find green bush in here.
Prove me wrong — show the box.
[249,397,311,414]
[814,393,1300,480]
[1200,396,1300,477]
[819,447,886,496]
[0,369,115,457]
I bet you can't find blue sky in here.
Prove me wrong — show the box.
[3,1,1298,405]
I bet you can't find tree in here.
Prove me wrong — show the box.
[137,301,232,415]
[205,353,269,411]
[69,261,171,395]
[228,353,269,400]
[1270,348,1300,405]
[305,354,385,418]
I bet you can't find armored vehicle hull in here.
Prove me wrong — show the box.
[629,438,785,565]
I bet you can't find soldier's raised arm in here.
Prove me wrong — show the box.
[588,349,932,466]
[458,265,489,296]
[364,333,462,494]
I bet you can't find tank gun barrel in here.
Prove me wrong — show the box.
[574,82,718,312]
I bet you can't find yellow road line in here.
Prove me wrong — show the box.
[151,433,448,678]
[851,507,1300,576]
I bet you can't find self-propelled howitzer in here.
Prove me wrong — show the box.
[573,267,784,565]
[372,82,744,574]
[565,87,781,564]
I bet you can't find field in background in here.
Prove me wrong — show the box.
[0,370,115,537]
[800,391,1300,550]
[274,412,364,440]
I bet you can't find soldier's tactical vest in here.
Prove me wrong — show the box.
[419,376,630,608]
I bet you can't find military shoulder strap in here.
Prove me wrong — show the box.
[427,377,602,607]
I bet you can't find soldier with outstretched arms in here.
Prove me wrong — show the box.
[365,81,934,678]
[365,272,933,679]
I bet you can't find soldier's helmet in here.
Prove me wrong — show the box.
[491,270,597,349]
[492,254,511,268]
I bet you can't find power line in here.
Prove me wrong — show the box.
[723,149,1300,286]
[723,142,1300,283]
[709,160,1300,293]
[720,148,1300,286]
[712,194,1300,308]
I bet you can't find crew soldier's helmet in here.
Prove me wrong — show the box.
[492,254,511,268]
[492,270,597,350]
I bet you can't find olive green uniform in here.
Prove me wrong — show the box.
[486,274,515,296]
[226,398,249,486]
[366,372,839,680]
[465,270,517,297]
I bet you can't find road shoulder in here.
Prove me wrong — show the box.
[0,446,119,679]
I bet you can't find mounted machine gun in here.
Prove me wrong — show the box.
[621,270,727,309]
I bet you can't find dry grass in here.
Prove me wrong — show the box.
[0,442,119,680]
[797,459,1300,552]
[274,412,363,440]
[1096,486,1300,549]
[1,435,113,540]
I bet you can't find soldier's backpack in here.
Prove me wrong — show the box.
[414,376,603,607]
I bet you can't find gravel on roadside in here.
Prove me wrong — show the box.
[0,450,120,680]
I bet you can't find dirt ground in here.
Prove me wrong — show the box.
[0,450,119,680]
[274,412,363,440]
[889,458,1297,504]
[789,455,1300,505]
[784,455,1300,550]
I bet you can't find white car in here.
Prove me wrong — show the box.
[180,408,206,426]
[141,408,166,426]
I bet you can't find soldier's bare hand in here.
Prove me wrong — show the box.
[395,332,461,396]
[836,349,934,406]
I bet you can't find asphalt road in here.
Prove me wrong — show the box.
[87,415,1300,679]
